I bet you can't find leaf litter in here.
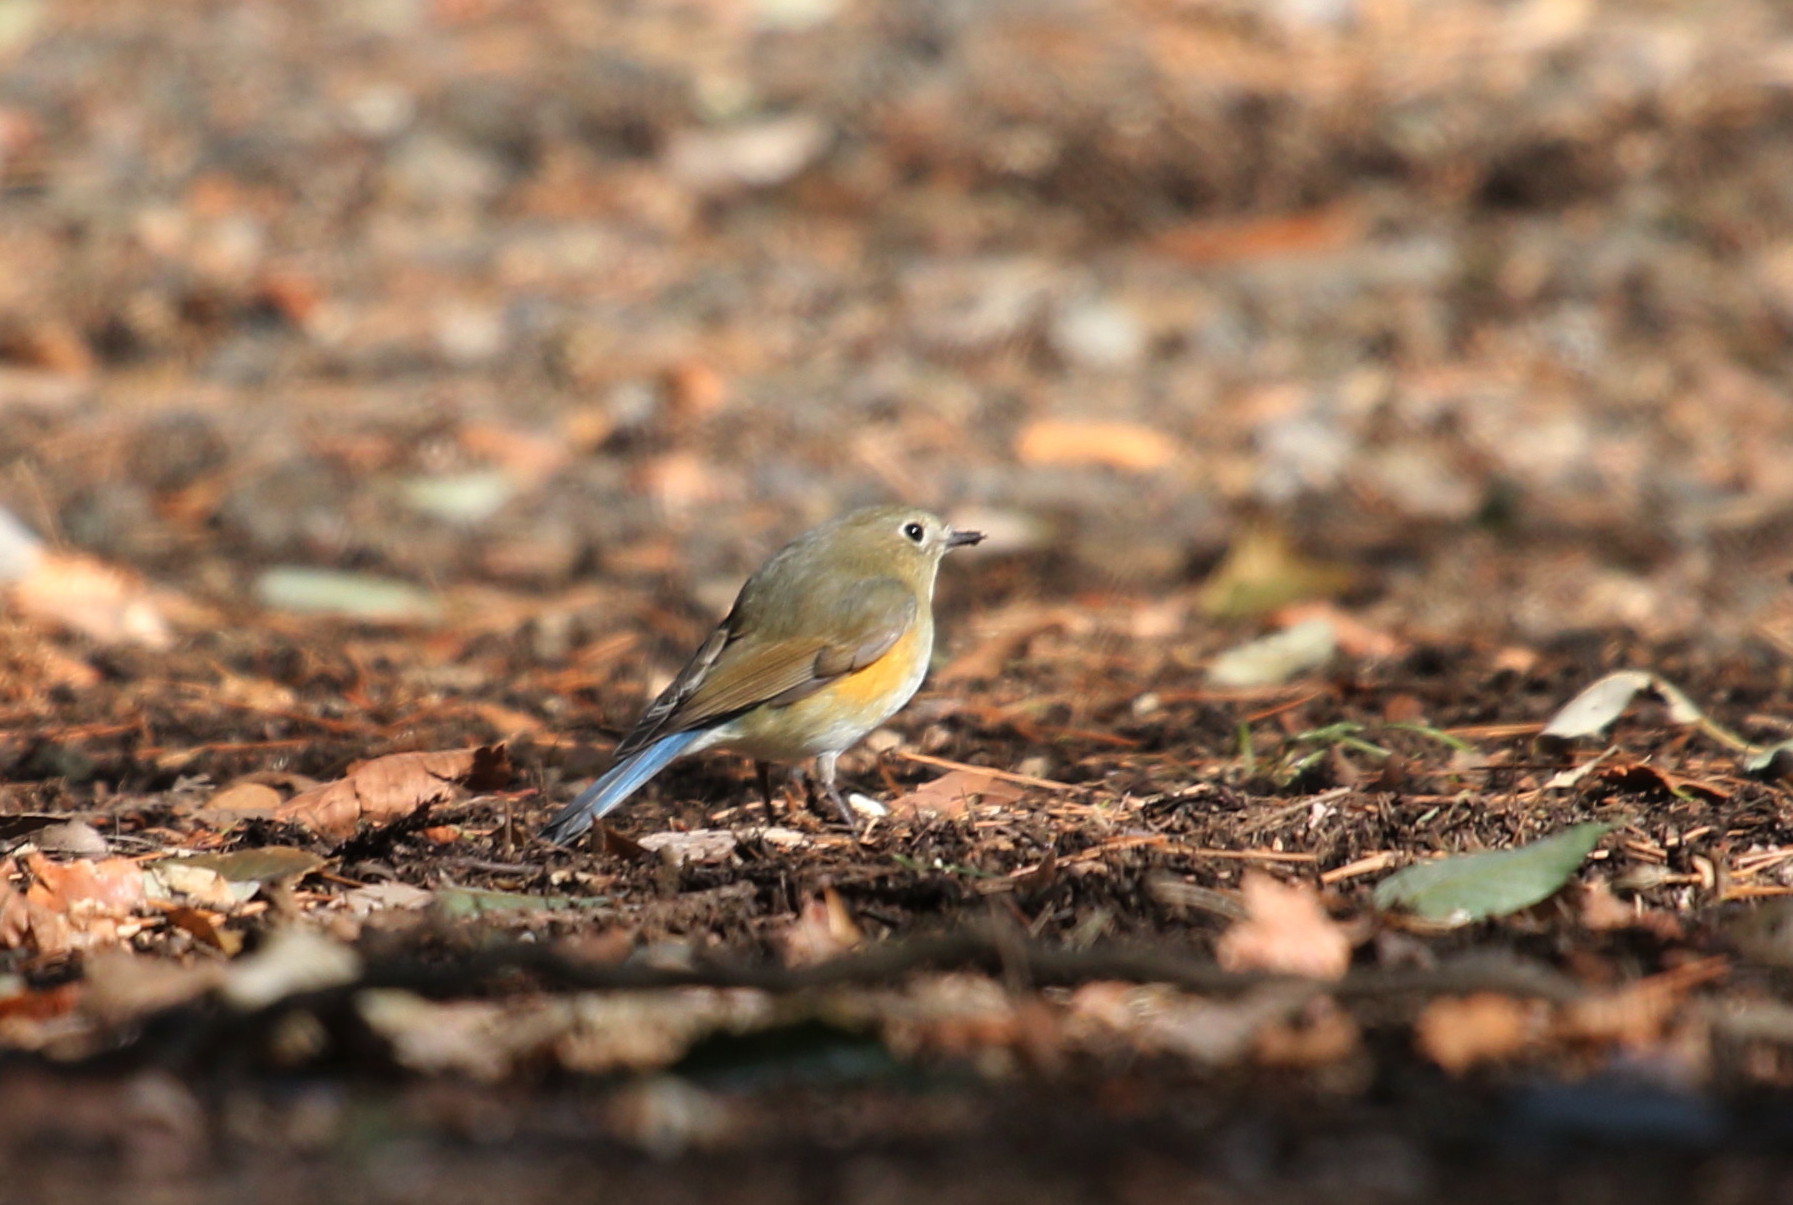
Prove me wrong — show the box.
[4,0,1793,1194]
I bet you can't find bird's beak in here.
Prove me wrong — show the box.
[946,527,985,549]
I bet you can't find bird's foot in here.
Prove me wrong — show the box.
[823,783,862,835]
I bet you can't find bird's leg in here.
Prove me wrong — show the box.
[813,751,859,832]
[754,760,776,822]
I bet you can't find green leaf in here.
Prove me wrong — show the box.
[163,846,326,883]
[1745,740,1793,780]
[397,470,515,526]
[1373,822,1615,925]
[255,567,438,621]
[433,886,609,918]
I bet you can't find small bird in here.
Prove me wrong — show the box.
[540,505,984,844]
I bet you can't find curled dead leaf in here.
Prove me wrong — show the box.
[274,745,511,837]
[196,780,282,820]
[888,769,1024,819]
[5,852,147,956]
[8,551,173,648]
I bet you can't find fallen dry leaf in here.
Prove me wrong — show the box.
[0,862,30,949]
[1414,993,1546,1075]
[25,852,145,914]
[6,852,148,956]
[195,780,282,819]
[1215,873,1352,981]
[142,861,240,910]
[1596,760,1731,802]
[274,745,511,837]
[887,769,1025,819]
[8,551,173,648]
[637,829,741,866]
[162,905,239,954]
[1015,418,1180,473]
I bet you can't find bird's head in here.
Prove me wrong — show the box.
[823,505,985,588]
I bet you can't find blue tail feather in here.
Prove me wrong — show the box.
[539,729,705,844]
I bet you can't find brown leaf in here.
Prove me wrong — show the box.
[196,780,282,820]
[600,826,653,861]
[887,769,1026,819]
[464,743,514,790]
[343,881,434,916]
[1214,873,1352,981]
[1414,993,1546,1074]
[8,551,173,648]
[0,861,30,949]
[12,852,147,955]
[174,846,326,884]
[1015,419,1180,473]
[162,906,240,954]
[26,852,145,914]
[1597,760,1732,802]
[1066,980,1314,1066]
[638,829,740,866]
[274,746,509,837]
[1011,847,1058,894]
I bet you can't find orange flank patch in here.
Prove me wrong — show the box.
[823,621,929,716]
[721,621,932,761]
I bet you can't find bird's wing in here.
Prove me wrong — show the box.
[651,576,918,737]
[608,623,732,761]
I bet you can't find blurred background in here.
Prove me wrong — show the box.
[1,0,1791,647]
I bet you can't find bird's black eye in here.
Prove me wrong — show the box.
[902,521,925,543]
